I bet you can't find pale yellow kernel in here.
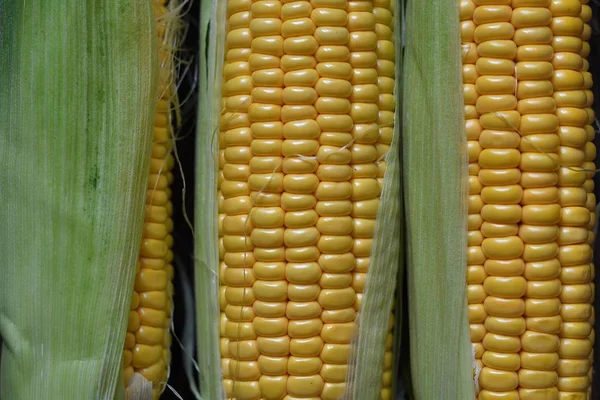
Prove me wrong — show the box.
[517,82,553,103]
[521,172,558,189]
[225,304,254,322]
[559,244,592,266]
[482,236,524,259]
[123,366,134,387]
[479,148,521,169]
[476,76,515,95]
[558,338,592,359]
[135,269,168,292]
[469,304,487,323]
[481,204,522,224]
[519,353,558,374]
[459,0,476,20]
[253,300,286,318]
[461,21,475,43]
[484,276,527,299]
[318,253,355,274]
[479,130,520,149]
[468,214,484,231]
[231,380,261,400]
[484,296,525,318]
[557,358,590,377]
[513,9,552,29]
[519,225,558,244]
[485,316,526,336]
[560,265,592,285]
[476,41,516,61]
[315,182,352,200]
[521,331,559,354]
[259,375,287,400]
[477,59,516,78]
[470,324,487,342]
[518,97,556,116]
[518,369,558,390]
[479,110,520,131]
[526,315,562,334]
[523,260,561,283]
[514,26,553,45]
[556,377,590,393]
[468,230,484,245]
[479,367,519,391]
[469,195,484,215]
[561,321,592,338]
[286,301,322,320]
[135,325,165,346]
[561,284,593,304]
[138,291,168,311]
[478,390,520,400]
[474,22,515,44]
[123,349,136,373]
[474,6,512,25]
[468,265,488,284]
[468,285,486,304]
[319,273,352,289]
[483,351,520,371]
[132,344,162,369]
[318,287,356,309]
[128,311,141,332]
[467,246,486,265]
[526,298,562,320]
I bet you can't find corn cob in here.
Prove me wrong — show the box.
[216,0,397,398]
[122,1,178,398]
[460,0,596,398]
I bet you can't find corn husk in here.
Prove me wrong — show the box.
[402,0,474,398]
[194,0,226,398]
[0,2,157,399]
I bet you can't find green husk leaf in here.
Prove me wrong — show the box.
[402,0,474,399]
[0,1,157,399]
[195,0,226,399]
[343,0,404,398]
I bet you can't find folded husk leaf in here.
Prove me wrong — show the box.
[402,0,474,399]
[195,0,226,398]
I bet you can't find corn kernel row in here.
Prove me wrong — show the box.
[579,4,596,398]
[511,2,562,397]
[219,0,254,396]
[553,1,596,397]
[460,0,487,374]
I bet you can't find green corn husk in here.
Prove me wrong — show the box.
[195,0,226,398]
[402,0,474,399]
[195,0,403,399]
[0,2,157,399]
